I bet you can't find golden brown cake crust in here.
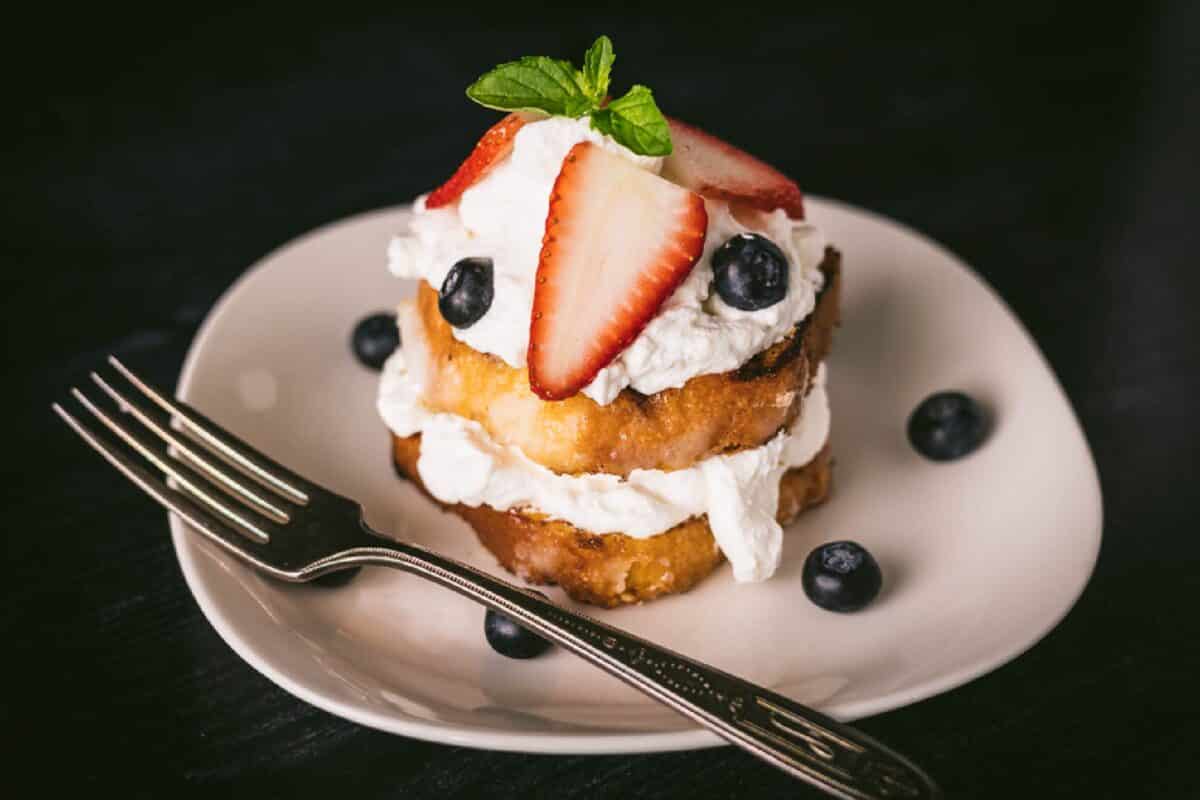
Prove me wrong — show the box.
[412,249,841,477]
[392,433,832,607]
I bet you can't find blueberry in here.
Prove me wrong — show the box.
[351,312,400,370]
[802,541,882,612]
[712,234,789,311]
[439,257,494,328]
[908,391,988,461]
[484,600,552,660]
[311,567,362,587]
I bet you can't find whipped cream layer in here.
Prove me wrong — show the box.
[388,115,827,406]
[378,343,830,582]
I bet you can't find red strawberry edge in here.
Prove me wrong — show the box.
[665,116,805,219]
[426,113,527,209]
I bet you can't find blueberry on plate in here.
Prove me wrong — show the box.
[311,567,362,587]
[439,257,494,328]
[908,391,988,461]
[484,598,552,660]
[351,312,400,370]
[802,541,882,613]
[712,233,789,311]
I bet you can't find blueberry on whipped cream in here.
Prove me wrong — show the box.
[712,233,790,311]
[438,257,494,328]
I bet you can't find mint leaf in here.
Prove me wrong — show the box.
[581,36,614,103]
[465,38,672,157]
[467,56,594,117]
[589,85,672,156]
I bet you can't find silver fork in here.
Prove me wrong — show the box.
[54,356,940,800]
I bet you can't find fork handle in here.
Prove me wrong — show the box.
[341,531,940,800]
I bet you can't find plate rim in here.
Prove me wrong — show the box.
[169,196,1103,754]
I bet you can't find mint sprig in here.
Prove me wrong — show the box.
[465,36,671,157]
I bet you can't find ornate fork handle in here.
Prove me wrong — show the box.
[343,531,941,800]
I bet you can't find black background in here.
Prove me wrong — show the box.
[5,2,1199,797]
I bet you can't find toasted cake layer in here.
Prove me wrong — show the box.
[410,249,840,477]
[392,432,832,607]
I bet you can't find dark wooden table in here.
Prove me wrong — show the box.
[7,4,1198,797]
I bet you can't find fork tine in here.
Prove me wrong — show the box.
[107,356,310,506]
[70,388,277,544]
[52,402,286,577]
[90,371,291,524]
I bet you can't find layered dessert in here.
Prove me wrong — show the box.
[379,38,840,606]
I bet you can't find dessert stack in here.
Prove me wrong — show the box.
[379,38,840,606]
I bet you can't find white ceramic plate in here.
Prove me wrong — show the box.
[171,198,1102,754]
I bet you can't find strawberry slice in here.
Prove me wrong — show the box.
[426,114,527,208]
[528,143,708,401]
[661,117,805,218]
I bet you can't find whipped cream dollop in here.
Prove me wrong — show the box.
[388,115,827,405]
[378,343,830,582]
